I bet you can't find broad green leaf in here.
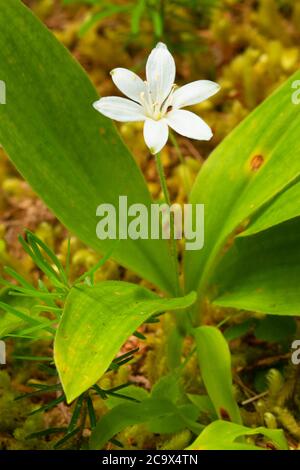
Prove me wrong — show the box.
[0,0,177,296]
[185,71,300,305]
[145,371,202,434]
[147,403,200,435]
[194,326,241,424]
[187,420,288,450]
[90,398,201,449]
[240,180,300,237]
[54,281,196,402]
[151,371,182,403]
[89,399,172,449]
[212,218,300,315]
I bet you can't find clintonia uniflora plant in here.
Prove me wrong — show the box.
[0,0,299,449]
[93,42,220,299]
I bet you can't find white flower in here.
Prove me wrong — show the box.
[93,42,220,154]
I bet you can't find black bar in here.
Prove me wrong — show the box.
[0,449,294,466]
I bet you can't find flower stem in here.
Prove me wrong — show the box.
[169,132,191,196]
[154,152,181,297]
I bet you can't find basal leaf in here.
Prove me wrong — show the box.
[187,420,288,450]
[54,281,196,402]
[151,371,182,403]
[89,399,180,449]
[185,71,300,307]
[146,403,200,435]
[212,217,300,315]
[241,179,300,237]
[90,397,201,449]
[194,326,241,424]
[0,0,177,295]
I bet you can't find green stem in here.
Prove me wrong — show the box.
[169,132,191,196]
[154,152,181,297]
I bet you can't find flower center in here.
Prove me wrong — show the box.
[140,84,175,121]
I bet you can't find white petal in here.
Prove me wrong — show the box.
[172,80,220,109]
[166,109,212,141]
[146,42,176,105]
[93,97,145,122]
[110,68,146,103]
[143,118,169,154]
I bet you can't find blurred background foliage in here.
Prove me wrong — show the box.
[1,0,300,449]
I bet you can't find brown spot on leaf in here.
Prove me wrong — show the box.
[219,408,231,421]
[250,154,264,171]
